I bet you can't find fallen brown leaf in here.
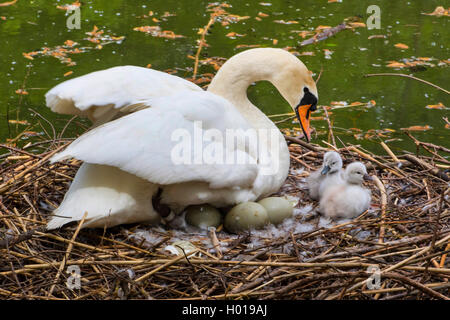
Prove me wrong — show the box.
[423,6,449,17]
[401,125,432,131]
[426,102,446,110]
[394,43,409,49]
[0,0,17,7]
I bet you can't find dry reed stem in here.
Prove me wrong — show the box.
[47,212,87,296]
[372,176,388,244]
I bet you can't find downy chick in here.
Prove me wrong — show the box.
[319,162,372,219]
[307,151,343,200]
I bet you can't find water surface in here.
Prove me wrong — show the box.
[0,0,448,154]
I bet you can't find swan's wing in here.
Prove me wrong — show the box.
[51,91,260,189]
[45,66,202,124]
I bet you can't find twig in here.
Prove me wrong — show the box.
[299,23,347,46]
[284,135,326,152]
[193,16,216,79]
[372,176,388,244]
[322,105,336,148]
[364,73,450,95]
[47,212,87,297]
[404,154,449,182]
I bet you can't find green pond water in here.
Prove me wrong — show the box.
[0,0,448,155]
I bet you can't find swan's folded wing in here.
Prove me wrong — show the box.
[45,66,202,124]
[51,91,260,189]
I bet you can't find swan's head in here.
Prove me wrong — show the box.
[345,162,372,184]
[321,151,343,175]
[269,51,318,142]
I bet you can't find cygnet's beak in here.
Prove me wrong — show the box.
[363,174,373,181]
[321,165,331,175]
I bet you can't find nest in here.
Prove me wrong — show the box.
[0,135,449,300]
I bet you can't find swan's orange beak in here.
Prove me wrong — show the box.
[295,88,318,142]
[295,104,312,142]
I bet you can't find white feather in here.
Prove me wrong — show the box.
[51,91,259,189]
[47,163,160,229]
[45,66,202,124]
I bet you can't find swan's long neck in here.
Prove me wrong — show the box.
[207,49,293,196]
[207,49,290,130]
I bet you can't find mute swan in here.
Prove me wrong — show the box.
[46,48,318,229]
[307,151,343,200]
[318,162,372,219]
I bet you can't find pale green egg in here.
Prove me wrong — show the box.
[258,197,293,225]
[185,204,222,229]
[224,202,269,233]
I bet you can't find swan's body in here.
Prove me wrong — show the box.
[318,162,371,219]
[307,151,343,200]
[46,48,318,229]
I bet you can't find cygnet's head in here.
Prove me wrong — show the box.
[345,162,372,184]
[321,151,343,175]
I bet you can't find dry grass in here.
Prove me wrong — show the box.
[0,134,449,300]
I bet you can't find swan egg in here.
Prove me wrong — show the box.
[185,204,222,229]
[224,202,269,233]
[258,197,293,225]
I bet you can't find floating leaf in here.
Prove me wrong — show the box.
[23,52,36,60]
[417,57,432,61]
[258,12,269,17]
[15,89,28,95]
[56,1,80,10]
[368,35,387,40]
[298,51,315,56]
[394,43,409,49]
[63,71,73,77]
[225,32,246,38]
[330,101,347,106]
[422,6,449,17]
[274,20,299,24]
[0,0,17,7]
[235,44,260,49]
[8,120,30,125]
[401,125,432,131]
[347,22,366,28]
[387,61,407,68]
[64,40,76,47]
[426,102,446,110]
[133,26,184,38]
[315,25,332,31]
[298,31,312,38]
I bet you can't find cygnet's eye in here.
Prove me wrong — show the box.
[332,162,336,165]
